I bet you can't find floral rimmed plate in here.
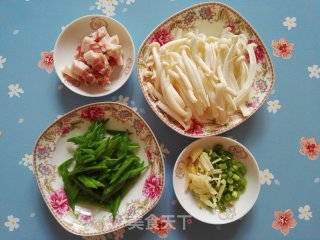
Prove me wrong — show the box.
[173,136,260,224]
[33,102,164,236]
[137,2,275,138]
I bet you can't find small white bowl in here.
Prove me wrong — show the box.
[54,15,135,97]
[173,136,260,224]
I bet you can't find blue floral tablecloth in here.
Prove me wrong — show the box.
[1,0,320,239]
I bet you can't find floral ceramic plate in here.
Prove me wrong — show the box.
[33,102,164,236]
[54,15,135,97]
[137,2,274,138]
[173,136,260,224]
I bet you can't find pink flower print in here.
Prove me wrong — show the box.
[147,150,153,161]
[60,124,71,136]
[133,119,144,133]
[299,137,320,160]
[38,163,53,176]
[150,28,173,46]
[255,79,268,92]
[142,174,162,200]
[126,205,137,219]
[272,38,295,59]
[90,17,108,30]
[81,214,92,221]
[37,145,50,160]
[245,96,259,108]
[272,209,297,236]
[184,11,196,25]
[50,189,71,216]
[227,21,238,33]
[124,57,133,75]
[112,214,123,226]
[247,39,265,64]
[175,161,185,179]
[228,145,248,159]
[149,215,174,238]
[80,106,105,121]
[186,119,203,135]
[119,110,132,121]
[199,6,214,20]
[38,51,54,73]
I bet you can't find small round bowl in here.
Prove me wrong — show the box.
[54,15,135,97]
[173,136,260,224]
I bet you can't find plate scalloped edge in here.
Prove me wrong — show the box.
[136,2,275,138]
[32,102,165,236]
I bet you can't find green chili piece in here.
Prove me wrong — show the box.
[110,158,135,184]
[112,194,122,220]
[77,175,105,189]
[69,165,109,176]
[94,139,108,159]
[116,134,128,159]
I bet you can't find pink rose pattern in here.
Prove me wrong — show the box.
[80,106,105,121]
[247,39,265,64]
[227,21,239,33]
[90,17,107,30]
[228,145,248,159]
[50,188,70,216]
[184,11,196,25]
[37,163,53,176]
[175,161,185,179]
[272,38,295,59]
[60,124,71,135]
[186,119,204,134]
[81,214,92,222]
[150,28,173,46]
[37,144,51,160]
[299,137,320,160]
[133,119,145,134]
[118,110,132,122]
[124,57,133,75]
[149,215,174,238]
[199,6,214,20]
[38,50,54,73]
[146,150,153,161]
[245,96,259,108]
[142,174,162,200]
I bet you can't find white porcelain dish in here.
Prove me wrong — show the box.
[173,136,260,224]
[54,15,135,97]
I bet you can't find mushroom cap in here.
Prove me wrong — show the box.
[148,41,161,50]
